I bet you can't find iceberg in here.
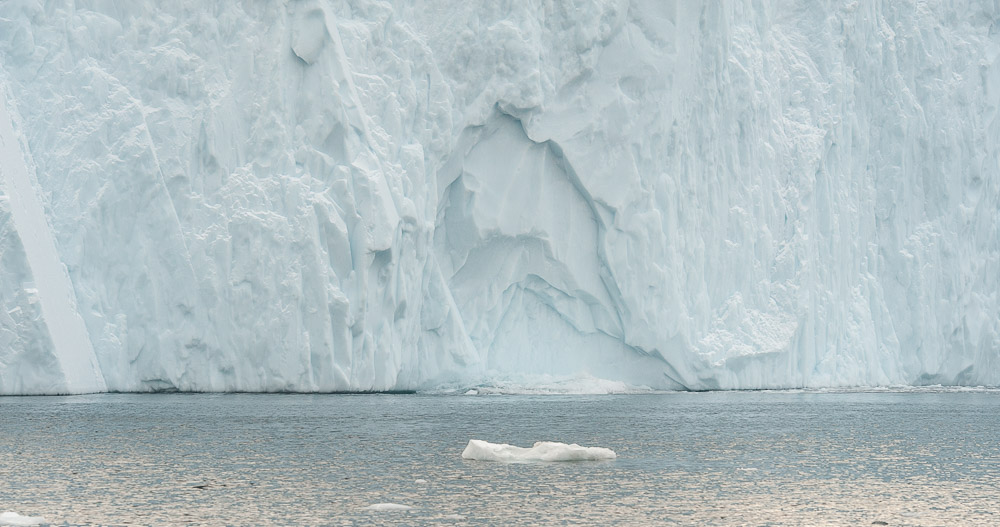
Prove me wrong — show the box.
[462,439,617,462]
[0,1,997,393]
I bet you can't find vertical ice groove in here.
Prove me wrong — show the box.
[0,83,106,394]
[138,104,195,263]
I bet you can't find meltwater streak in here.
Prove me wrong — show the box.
[0,84,106,394]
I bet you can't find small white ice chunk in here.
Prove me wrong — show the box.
[0,512,47,526]
[461,439,616,462]
[364,503,413,511]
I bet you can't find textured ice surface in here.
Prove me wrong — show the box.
[462,439,617,462]
[0,1,997,393]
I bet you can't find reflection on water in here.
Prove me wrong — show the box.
[1,391,998,525]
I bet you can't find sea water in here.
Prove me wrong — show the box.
[1,391,998,525]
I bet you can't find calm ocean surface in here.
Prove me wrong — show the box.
[1,391,998,526]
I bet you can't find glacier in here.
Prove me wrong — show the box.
[0,0,997,394]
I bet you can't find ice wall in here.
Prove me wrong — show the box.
[0,0,997,393]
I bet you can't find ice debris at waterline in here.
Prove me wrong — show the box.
[0,512,47,527]
[462,440,617,462]
[1,2,998,395]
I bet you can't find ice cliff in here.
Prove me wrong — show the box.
[0,0,997,394]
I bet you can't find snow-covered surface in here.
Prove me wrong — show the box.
[0,1,997,393]
[0,512,47,527]
[462,439,617,462]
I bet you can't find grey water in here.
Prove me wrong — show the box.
[1,391,998,526]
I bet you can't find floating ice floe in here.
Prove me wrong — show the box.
[0,512,47,527]
[461,439,616,462]
[363,503,413,511]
